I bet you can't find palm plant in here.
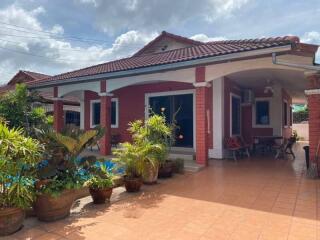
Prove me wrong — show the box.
[113,114,172,182]
[35,127,104,196]
[113,141,164,179]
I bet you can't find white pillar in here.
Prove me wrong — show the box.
[209,77,225,159]
[79,91,85,130]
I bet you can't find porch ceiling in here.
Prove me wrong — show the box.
[227,69,307,104]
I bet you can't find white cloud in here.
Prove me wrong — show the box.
[301,31,320,44]
[301,31,320,63]
[191,34,227,42]
[76,0,251,34]
[0,4,157,85]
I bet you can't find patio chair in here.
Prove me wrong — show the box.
[237,136,251,157]
[273,137,295,159]
[225,137,250,161]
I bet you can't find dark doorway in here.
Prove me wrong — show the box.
[149,93,193,147]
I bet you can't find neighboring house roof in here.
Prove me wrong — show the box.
[0,70,79,105]
[28,32,316,87]
[7,70,50,85]
[132,31,203,57]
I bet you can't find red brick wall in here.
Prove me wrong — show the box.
[83,81,213,148]
[224,79,274,143]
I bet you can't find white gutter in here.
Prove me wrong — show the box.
[30,45,292,89]
[272,52,320,71]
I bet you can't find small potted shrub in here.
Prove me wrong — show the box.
[172,158,184,174]
[34,128,101,221]
[126,115,172,184]
[85,165,114,204]
[158,160,174,178]
[0,122,42,236]
[113,142,146,192]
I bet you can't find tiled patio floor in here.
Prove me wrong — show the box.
[6,143,320,240]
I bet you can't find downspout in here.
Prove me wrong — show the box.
[272,52,320,71]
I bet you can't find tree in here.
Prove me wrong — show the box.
[0,84,52,134]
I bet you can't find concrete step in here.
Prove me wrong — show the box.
[168,151,204,172]
[183,159,205,172]
[168,152,194,161]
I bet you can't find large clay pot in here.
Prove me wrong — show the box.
[0,207,25,236]
[34,189,74,222]
[143,162,159,184]
[158,160,173,178]
[89,187,113,204]
[124,176,142,192]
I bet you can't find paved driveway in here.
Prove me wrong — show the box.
[7,143,319,240]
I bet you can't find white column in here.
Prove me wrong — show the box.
[209,77,225,159]
[79,91,85,130]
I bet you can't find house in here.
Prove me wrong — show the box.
[0,70,81,127]
[28,31,320,168]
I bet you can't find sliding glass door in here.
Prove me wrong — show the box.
[149,93,193,147]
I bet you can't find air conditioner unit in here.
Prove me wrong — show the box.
[241,89,254,104]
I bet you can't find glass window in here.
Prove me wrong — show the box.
[256,101,270,125]
[91,99,118,127]
[289,106,293,126]
[231,96,241,135]
[92,102,101,126]
[283,101,288,126]
[65,111,80,126]
[111,100,117,126]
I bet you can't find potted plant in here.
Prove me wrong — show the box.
[34,128,102,221]
[113,142,146,192]
[128,115,172,184]
[0,122,42,236]
[172,158,184,174]
[85,164,114,204]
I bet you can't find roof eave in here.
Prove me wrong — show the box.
[29,44,293,90]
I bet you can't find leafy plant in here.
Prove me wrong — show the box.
[0,84,51,135]
[113,114,172,178]
[36,127,104,196]
[84,165,114,190]
[0,122,42,209]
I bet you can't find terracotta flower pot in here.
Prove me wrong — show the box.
[0,207,25,236]
[143,162,159,184]
[89,187,113,204]
[124,176,142,192]
[158,160,173,178]
[34,189,74,222]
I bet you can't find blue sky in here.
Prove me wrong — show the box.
[0,0,319,84]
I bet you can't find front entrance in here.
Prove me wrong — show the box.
[148,92,194,148]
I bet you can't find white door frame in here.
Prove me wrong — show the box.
[144,89,196,150]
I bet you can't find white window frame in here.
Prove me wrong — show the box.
[230,93,241,137]
[90,98,119,128]
[253,97,271,128]
[283,99,288,128]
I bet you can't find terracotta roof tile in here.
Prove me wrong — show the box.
[31,35,300,86]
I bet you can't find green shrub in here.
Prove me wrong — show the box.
[0,122,42,209]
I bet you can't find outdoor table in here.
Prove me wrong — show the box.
[253,136,283,155]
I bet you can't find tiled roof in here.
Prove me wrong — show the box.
[31,35,300,86]
[21,70,50,81]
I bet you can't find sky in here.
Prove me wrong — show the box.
[0,0,319,85]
